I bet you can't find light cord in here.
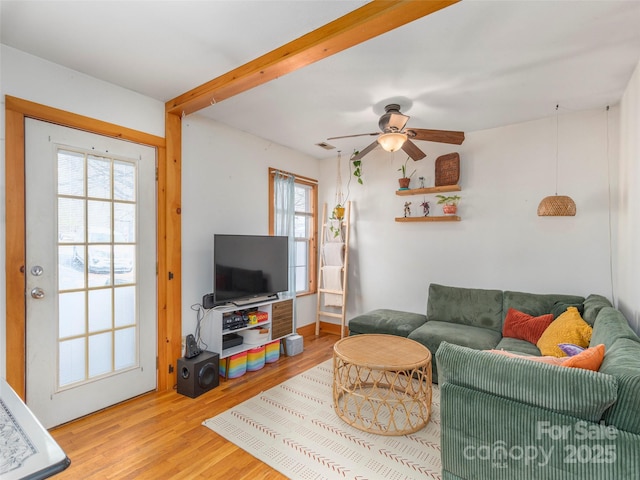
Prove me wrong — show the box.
[555,104,559,195]
[335,151,344,206]
[605,105,616,306]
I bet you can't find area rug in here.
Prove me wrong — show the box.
[203,359,441,479]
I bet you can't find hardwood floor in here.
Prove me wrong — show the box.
[49,332,338,479]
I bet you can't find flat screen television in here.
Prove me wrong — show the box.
[213,234,289,306]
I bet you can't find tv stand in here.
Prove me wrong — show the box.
[201,296,294,363]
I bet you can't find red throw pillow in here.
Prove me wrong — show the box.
[502,308,554,344]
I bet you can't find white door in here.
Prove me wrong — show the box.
[25,119,157,428]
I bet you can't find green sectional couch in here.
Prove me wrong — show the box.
[347,283,640,479]
[348,283,585,382]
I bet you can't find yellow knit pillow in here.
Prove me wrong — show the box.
[536,306,592,357]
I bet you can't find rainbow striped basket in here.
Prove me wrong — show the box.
[219,351,247,379]
[246,346,266,372]
[265,340,281,363]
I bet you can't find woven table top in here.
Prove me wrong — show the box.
[333,334,431,370]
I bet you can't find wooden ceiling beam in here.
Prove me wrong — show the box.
[166,0,460,116]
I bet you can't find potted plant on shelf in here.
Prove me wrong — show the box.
[397,157,416,189]
[436,194,461,215]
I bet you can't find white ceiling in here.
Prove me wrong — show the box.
[2,1,640,160]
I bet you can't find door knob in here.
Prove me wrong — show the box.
[30,287,45,299]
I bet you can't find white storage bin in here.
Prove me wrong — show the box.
[285,334,304,356]
[238,327,270,345]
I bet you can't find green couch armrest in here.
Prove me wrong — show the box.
[436,342,618,422]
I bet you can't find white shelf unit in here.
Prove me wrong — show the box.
[202,297,294,360]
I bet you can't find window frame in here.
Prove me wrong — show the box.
[268,168,318,296]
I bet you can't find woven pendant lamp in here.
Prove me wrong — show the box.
[537,195,576,216]
[537,105,576,217]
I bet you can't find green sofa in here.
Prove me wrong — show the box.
[348,283,585,382]
[348,283,640,478]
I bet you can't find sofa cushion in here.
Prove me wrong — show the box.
[537,307,592,357]
[551,301,585,319]
[599,338,640,434]
[347,309,426,337]
[409,321,502,355]
[409,320,502,384]
[488,344,605,371]
[502,290,584,320]
[590,307,640,350]
[426,284,503,333]
[558,343,584,356]
[502,308,553,344]
[495,337,541,356]
[582,294,613,326]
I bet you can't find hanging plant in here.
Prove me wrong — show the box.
[351,150,363,184]
[329,217,342,238]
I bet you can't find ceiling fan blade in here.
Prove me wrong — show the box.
[327,132,380,140]
[352,140,379,160]
[407,128,465,145]
[401,139,426,161]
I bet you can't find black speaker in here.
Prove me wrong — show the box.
[177,351,220,398]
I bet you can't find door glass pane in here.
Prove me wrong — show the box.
[88,156,111,199]
[58,197,84,243]
[114,286,136,327]
[58,150,84,196]
[88,200,112,238]
[88,245,112,285]
[88,333,112,378]
[115,328,136,370]
[114,245,135,283]
[114,161,135,201]
[59,338,86,386]
[59,246,84,290]
[114,203,136,242]
[59,291,85,338]
[88,289,112,332]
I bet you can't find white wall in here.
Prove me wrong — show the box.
[180,115,321,336]
[0,45,165,378]
[616,59,640,333]
[320,107,619,322]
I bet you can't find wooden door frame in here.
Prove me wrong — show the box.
[4,96,181,398]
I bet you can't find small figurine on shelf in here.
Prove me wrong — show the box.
[420,199,430,216]
[404,201,412,217]
[419,176,425,189]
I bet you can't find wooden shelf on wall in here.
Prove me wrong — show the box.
[396,184,461,196]
[395,216,461,222]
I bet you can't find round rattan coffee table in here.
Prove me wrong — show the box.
[333,334,432,436]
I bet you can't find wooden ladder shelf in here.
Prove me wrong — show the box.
[315,201,351,338]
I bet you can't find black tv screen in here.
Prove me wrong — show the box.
[213,234,289,305]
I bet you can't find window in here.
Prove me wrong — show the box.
[269,168,318,295]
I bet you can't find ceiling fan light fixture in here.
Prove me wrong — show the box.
[378,132,407,152]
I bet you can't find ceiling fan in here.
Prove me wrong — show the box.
[328,103,465,161]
